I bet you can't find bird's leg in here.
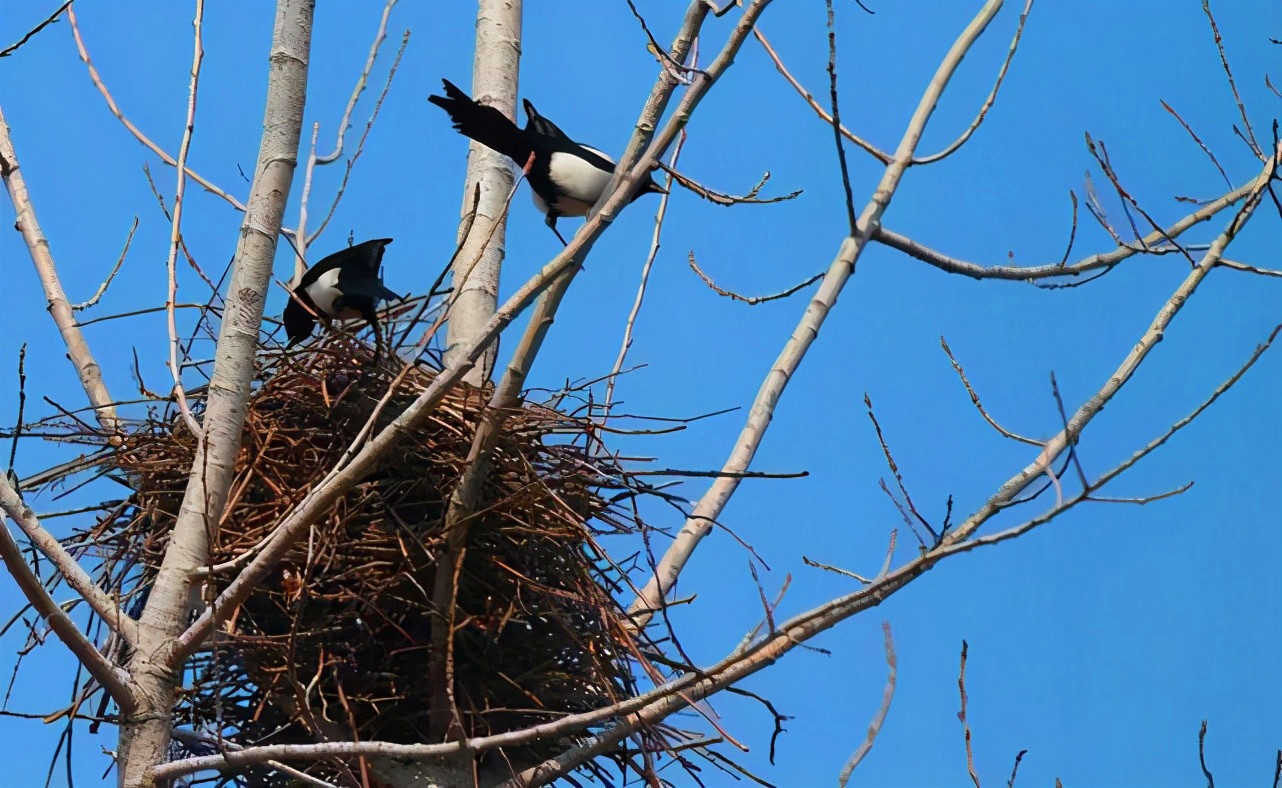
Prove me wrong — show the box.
[545,214,569,247]
[367,316,385,364]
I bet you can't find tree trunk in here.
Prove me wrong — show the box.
[116,1,314,785]
[442,0,523,386]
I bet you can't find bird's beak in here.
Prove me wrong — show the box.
[645,177,668,195]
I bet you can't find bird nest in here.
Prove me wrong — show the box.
[93,336,651,782]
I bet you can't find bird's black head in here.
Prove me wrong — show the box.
[282,293,316,348]
[641,174,668,198]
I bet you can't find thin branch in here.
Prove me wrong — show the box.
[1202,0,1262,159]
[913,0,1033,164]
[753,27,891,164]
[837,621,896,786]
[940,336,1039,445]
[314,0,396,165]
[0,106,119,435]
[656,162,800,205]
[1199,720,1215,788]
[872,172,1261,282]
[1159,99,1233,189]
[165,0,206,438]
[66,6,300,236]
[606,105,692,416]
[1092,322,1281,492]
[802,556,870,584]
[629,0,1009,627]
[946,141,1279,544]
[0,1,71,58]
[959,640,981,788]
[307,28,408,246]
[1006,749,1028,788]
[0,475,136,715]
[689,251,823,304]
[72,217,137,311]
[825,0,858,234]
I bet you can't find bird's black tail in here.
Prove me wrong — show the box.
[429,79,532,165]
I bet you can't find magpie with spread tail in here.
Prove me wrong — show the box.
[283,238,402,352]
[428,78,667,244]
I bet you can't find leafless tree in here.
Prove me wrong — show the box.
[0,1,1277,786]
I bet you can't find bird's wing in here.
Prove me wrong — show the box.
[430,79,531,164]
[305,238,392,281]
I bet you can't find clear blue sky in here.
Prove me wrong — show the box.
[1,1,1279,786]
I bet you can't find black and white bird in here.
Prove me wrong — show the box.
[283,238,402,351]
[428,78,666,244]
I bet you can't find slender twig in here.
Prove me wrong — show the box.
[871,173,1261,283]
[0,476,136,715]
[1199,720,1216,788]
[940,336,1039,445]
[0,1,71,58]
[825,0,857,234]
[802,556,870,584]
[1159,100,1233,189]
[1201,0,1262,159]
[308,28,408,245]
[294,122,320,282]
[914,0,1034,164]
[689,251,823,305]
[630,0,1009,627]
[837,621,896,785]
[165,0,206,438]
[7,345,26,476]
[753,27,891,163]
[959,640,981,788]
[66,6,300,236]
[1006,749,1028,788]
[656,162,800,205]
[72,217,137,311]
[1092,323,1280,492]
[606,116,690,416]
[315,0,397,165]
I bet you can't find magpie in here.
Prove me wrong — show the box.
[428,78,667,244]
[283,238,402,352]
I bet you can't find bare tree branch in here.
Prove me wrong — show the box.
[0,1,71,59]
[946,141,1278,545]
[0,107,120,436]
[958,640,981,788]
[871,172,1258,283]
[164,0,206,437]
[913,0,1034,165]
[628,0,1009,629]
[0,474,136,715]
[837,621,896,785]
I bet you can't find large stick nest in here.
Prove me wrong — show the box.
[98,337,651,780]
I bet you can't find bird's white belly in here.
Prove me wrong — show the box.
[545,150,613,216]
[304,269,360,319]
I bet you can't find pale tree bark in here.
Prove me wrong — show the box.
[0,106,120,436]
[443,0,523,386]
[117,1,314,785]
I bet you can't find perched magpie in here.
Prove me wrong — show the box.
[283,238,401,352]
[428,79,667,244]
